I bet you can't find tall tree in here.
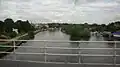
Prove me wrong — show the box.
[4,18,15,33]
[15,20,35,33]
[0,21,4,34]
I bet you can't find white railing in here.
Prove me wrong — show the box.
[0,40,120,66]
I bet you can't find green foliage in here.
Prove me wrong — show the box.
[90,21,120,32]
[28,31,35,39]
[48,23,61,28]
[0,21,4,34]
[4,18,15,33]
[0,18,35,39]
[15,20,35,33]
[62,24,90,41]
[8,31,17,38]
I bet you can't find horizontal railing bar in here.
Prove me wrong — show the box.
[14,52,79,56]
[1,59,120,66]
[82,63,114,65]
[81,54,114,57]
[0,40,119,43]
[0,52,13,54]
[0,46,119,50]
[45,47,115,50]
[0,46,45,48]
[46,53,120,57]
[3,52,118,56]
[46,53,79,56]
[1,51,120,57]
[15,52,45,55]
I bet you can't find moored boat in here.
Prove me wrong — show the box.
[112,32,120,40]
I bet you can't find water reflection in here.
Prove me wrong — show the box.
[68,42,79,63]
[69,35,115,63]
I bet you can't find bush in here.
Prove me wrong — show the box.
[8,31,17,38]
[62,24,90,40]
[28,31,35,39]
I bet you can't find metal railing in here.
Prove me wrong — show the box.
[0,40,120,66]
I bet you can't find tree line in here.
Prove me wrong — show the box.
[0,18,35,38]
[89,21,120,32]
[60,21,120,40]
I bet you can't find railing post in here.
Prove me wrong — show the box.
[44,42,47,63]
[13,41,16,60]
[78,42,82,64]
[113,41,116,67]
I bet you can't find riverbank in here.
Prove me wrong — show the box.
[0,30,41,58]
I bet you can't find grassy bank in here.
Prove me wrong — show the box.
[0,30,41,58]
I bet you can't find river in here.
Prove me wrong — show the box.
[3,30,120,64]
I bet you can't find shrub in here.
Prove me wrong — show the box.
[8,31,17,38]
[28,31,35,39]
[62,24,90,40]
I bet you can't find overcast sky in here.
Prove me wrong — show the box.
[0,0,120,24]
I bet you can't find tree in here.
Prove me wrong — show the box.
[0,21,4,34]
[84,23,89,28]
[15,20,23,33]
[8,31,17,38]
[62,24,90,41]
[107,22,116,32]
[15,20,35,33]
[4,18,15,33]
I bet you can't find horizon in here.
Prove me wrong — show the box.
[0,18,120,25]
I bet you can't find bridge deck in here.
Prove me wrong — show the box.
[0,60,116,67]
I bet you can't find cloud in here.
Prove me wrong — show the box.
[0,0,120,24]
[86,2,118,8]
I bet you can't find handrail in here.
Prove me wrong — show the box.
[0,40,119,42]
[0,40,119,66]
[0,46,119,49]
[1,51,120,56]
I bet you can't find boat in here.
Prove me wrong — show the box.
[112,32,120,40]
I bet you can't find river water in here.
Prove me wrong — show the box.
[3,30,120,64]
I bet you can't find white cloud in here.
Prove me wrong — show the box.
[86,2,118,8]
[0,0,120,24]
